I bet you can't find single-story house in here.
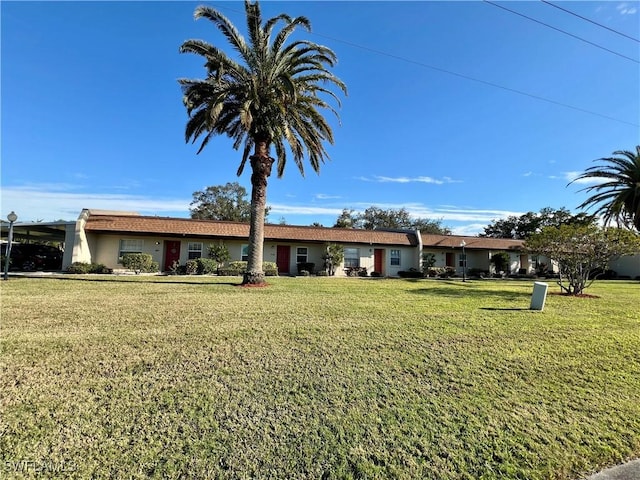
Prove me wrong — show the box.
[2,209,638,278]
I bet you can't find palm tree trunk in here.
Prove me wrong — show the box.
[242,139,273,285]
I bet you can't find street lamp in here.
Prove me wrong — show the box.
[460,240,467,282]
[3,211,18,280]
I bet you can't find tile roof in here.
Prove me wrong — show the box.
[84,214,418,246]
[421,234,524,250]
[83,212,524,250]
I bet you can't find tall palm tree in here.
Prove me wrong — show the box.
[179,1,346,285]
[572,146,640,232]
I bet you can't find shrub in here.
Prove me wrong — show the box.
[195,257,218,275]
[185,260,198,275]
[316,270,328,277]
[468,268,489,278]
[398,268,423,278]
[217,261,278,277]
[66,262,112,274]
[264,262,278,276]
[370,271,382,277]
[297,262,315,275]
[122,253,157,273]
[299,270,310,276]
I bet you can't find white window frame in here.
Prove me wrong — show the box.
[188,242,203,260]
[119,239,144,262]
[390,249,401,266]
[296,246,308,264]
[344,247,360,268]
[241,244,249,262]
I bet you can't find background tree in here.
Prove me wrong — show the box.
[571,146,640,231]
[481,207,595,239]
[525,225,640,295]
[190,182,258,221]
[180,1,346,285]
[333,209,358,228]
[333,206,451,233]
[412,218,452,235]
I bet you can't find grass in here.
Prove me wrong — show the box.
[1,276,639,479]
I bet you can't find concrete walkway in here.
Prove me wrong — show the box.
[583,459,640,480]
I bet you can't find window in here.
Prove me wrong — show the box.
[459,253,467,267]
[296,247,308,263]
[188,242,203,260]
[119,239,143,261]
[241,244,249,262]
[344,247,360,268]
[390,249,401,266]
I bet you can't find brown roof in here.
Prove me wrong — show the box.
[84,214,418,246]
[421,234,524,251]
[83,212,524,250]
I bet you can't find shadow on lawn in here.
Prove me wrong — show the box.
[9,275,240,287]
[408,286,532,300]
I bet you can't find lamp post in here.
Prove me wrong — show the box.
[460,240,467,282]
[3,211,18,280]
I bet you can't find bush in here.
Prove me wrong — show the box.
[121,253,157,273]
[217,261,278,277]
[468,268,489,278]
[370,271,382,277]
[66,262,112,274]
[299,270,310,276]
[398,268,423,278]
[196,257,218,275]
[297,262,315,275]
[185,260,198,275]
[316,270,328,277]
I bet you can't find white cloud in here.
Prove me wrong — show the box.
[315,193,341,200]
[1,185,190,222]
[357,175,460,185]
[562,171,609,185]
[617,3,637,15]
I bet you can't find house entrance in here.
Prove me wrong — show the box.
[276,245,290,274]
[374,249,384,274]
[164,241,181,270]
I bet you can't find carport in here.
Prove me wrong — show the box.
[1,220,77,270]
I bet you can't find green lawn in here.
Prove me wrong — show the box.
[1,276,639,479]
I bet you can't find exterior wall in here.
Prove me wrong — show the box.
[609,254,640,278]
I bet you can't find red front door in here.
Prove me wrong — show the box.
[164,241,181,270]
[276,245,290,274]
[374,249,384,274]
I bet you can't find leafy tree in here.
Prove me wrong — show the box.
[571,146,640,231]
[208,243,231,274]
[333,206,451,233]
[179,1,346,285]
[334,209,357,228]
[481,207,595,239]
[490,252,511,274]
[525,225,640,295]
[310,222,324,227]
[412,217,452,235]
[322,243,344,276]
[190,182,257,221]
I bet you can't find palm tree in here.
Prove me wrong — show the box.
[572,146,640,232]
[179,1,346,285]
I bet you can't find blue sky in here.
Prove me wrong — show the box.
[2,1,639,234]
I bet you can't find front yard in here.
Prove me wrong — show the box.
[1,277,638,479]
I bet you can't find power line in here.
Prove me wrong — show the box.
[540,0,640,43]
[310,31,639,128]
[208,2,639,127]
[483,0,639,64]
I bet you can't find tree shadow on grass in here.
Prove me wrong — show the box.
[9,274,240,287]
[479,307,532,311]
[408,286,532,300]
